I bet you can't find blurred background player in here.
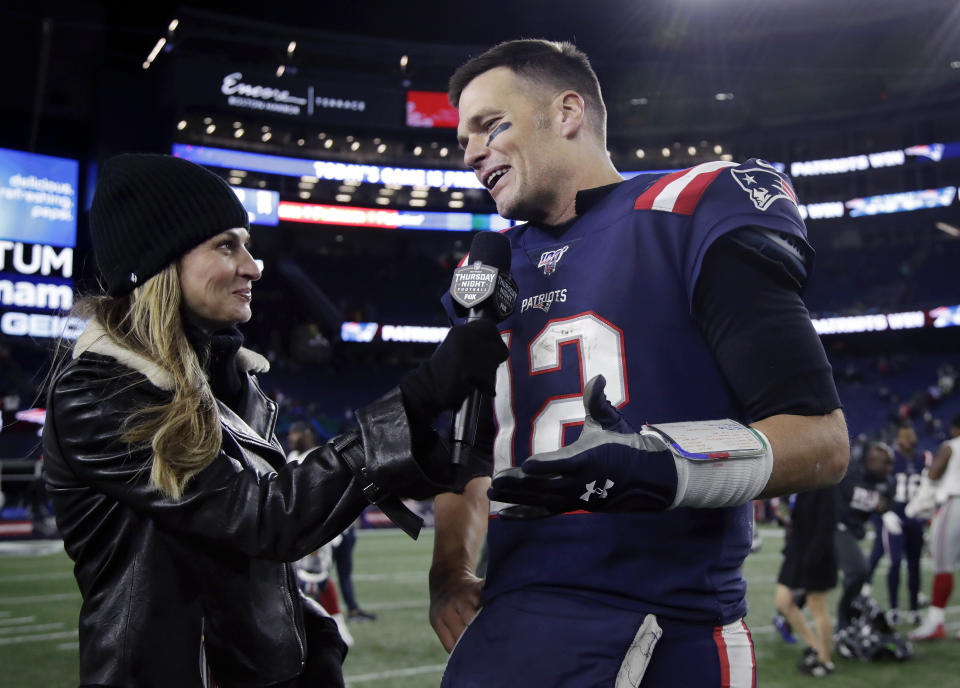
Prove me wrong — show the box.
[877,423,931,625]
[774,487,837,676]
[296,541,353,648]
[834,443,895,631]
[432,39,848,687]
[909,415,960,640]
[334,520,377,622]
[287,421,377,622]
[287,422,355,644]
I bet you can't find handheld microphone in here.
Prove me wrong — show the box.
[449,231,518,465]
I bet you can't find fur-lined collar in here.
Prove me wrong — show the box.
[73,319,270,391]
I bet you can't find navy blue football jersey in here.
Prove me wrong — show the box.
[835,460,894,539]
[446,159,810,624]
[891,448,930,523]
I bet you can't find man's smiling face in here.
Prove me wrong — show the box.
[457,67,566,223]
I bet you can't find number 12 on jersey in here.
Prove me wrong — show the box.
[492,312,628,474]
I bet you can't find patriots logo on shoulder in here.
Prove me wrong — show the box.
[731,160,798,212]
[537,245,569,275]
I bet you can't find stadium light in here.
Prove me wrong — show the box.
[635,149,645,159]
[176,120,187,130]
[661,148,671,157]
[142,37,166,70]
[936,222,960,237]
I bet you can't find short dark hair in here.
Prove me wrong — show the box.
[448,39,607,141]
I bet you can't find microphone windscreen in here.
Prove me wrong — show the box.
[467,231,511,272]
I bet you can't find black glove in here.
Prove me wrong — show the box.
[399,319,509,425]
[489,375,678,517]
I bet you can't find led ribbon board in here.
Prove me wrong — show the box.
[0,148,81,338]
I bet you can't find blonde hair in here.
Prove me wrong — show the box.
[86,263,221,500]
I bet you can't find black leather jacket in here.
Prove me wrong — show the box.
[42,322,447,687]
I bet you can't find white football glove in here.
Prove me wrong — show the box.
[881,510,903,535]
[905,477,937,520]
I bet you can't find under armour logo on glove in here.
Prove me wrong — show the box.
[489,375,679,515]
[581,479,614,502]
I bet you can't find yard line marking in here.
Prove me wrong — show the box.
[0,616,36,626]
[352,573,426,582]
[0,629,77,646]
[0,611,9,617]
[0,623,63,635]
[345,663,446,683]
[0,572,73,583]
[362,599,428,611]
[0,592,80,605]
[57,641,79,651]
[0,541,65,556]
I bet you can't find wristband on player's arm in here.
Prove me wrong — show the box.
[488,375,774,515]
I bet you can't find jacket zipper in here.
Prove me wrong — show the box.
[283,563,306,667]
[249,376,280,449]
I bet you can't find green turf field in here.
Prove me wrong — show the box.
[0,527,957,687]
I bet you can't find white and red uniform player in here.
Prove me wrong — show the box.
[909,416,960,640]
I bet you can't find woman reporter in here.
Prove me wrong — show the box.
[41,154,506,687]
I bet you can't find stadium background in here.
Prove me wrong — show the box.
[1,0,959,685]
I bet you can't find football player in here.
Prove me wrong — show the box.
[909,415,960,640]
[431,40,848,687]
[876,423,930,625]
[834,443,895,630]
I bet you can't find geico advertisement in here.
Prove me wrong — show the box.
[0,241,75,338]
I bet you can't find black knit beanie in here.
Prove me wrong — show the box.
[89,154,250,296]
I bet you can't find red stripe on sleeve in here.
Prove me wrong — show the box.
[633,168,691,210]
[671,167,729,215]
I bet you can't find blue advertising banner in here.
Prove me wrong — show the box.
[0,148,79,248]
